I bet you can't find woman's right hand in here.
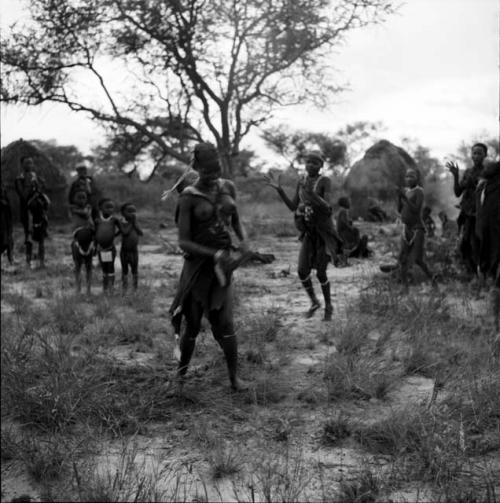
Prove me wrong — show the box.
[263,172,282,191]
[445,161,459,177]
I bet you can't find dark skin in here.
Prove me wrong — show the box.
[120,205,143,249]
[446,146,486,197]
[397,170,435,289]
[176,160,248,391]
[71,191,94,295]
[264,157,332,214]
[177,163,248,260]
[265,156,334,319]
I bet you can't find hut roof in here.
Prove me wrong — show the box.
[1,139,67,192]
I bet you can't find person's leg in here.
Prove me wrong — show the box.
[178,296,203,378]
[398,236,411,291]
[413,229,435,284]
[131,249,139,290]
[38,238,45,268]
[120,249,128,294]
[208,291,247,391]
[316,254,333,321]
[98,253,108,292]
[108,247,116,292]
[461,217,476,277]
[72,242,83,294]
[84,254,93,295]
[298,237,320,317]
[20,204,29,244]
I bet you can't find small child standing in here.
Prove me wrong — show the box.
[70,190,95,295]
[119,203,143,293]
[397,169,436,290]
[26,181,50,268]
[94,198,120,293]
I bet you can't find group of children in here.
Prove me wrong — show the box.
[70,190,142,295]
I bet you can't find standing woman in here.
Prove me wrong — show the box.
[170,143,248,392]
[265,151,342,321]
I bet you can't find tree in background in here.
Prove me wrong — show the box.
[1,0,395,178]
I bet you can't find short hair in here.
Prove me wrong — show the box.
[120,202,135,215]
[338,196,350,208]
[98,197,113,209]
[76,165,87,171]
[423,206,431,213]
[193,142,220,172]
[472,143,488,155]
[305,150,325,165]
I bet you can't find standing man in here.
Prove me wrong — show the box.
[68,164,100,219]
[446,143,487,277]
[265,151,343,321]
[14,156,44,263]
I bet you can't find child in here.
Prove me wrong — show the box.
[94,198,120,293]
[119,202,143,292]
[70,190,95,294]
[26,181,50,268]
[336,197,371,264]
[397,169,435,289]
[422,206,436,237]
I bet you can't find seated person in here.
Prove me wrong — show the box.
[336,197,371,261]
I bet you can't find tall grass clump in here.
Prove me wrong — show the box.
[51,294,90,334]
[71,443,199,503]
[324,352,396,401]
[234,446,312,503]
[352,406,468,487]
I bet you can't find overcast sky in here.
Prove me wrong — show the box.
[1,0,498,164]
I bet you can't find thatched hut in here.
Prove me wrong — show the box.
[344,140,418,219]
[1,139,68,220]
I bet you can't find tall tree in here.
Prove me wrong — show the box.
[1,0,395,177]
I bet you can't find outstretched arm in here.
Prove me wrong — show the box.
[264,173,299,212]
[446,162,463,197]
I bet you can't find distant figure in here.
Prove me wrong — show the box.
[422,206,436,237]
[336,197,371,264]
[0,183,14,265]
[26,181,50,268]
[475,161,500,328]
[15,156,45,248]
[94,198,120,294]
[438,211,458,239]
[70,189,95,295]
[397,169,435,289]
[265,150,343,321]
[68,165,100,219]
[366,199,388,222]
[446,143,487,276]
[119,203,143,293]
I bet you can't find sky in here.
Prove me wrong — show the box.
[1,0,499,165]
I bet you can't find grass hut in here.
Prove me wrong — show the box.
[1,139,68,221]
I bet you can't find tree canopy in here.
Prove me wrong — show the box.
[1,0,395,177]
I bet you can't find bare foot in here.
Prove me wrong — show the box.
[231,377,251,392]
[323,305,333,321]
[305,300,320,318]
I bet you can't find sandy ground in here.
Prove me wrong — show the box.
[1,220,498,502]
